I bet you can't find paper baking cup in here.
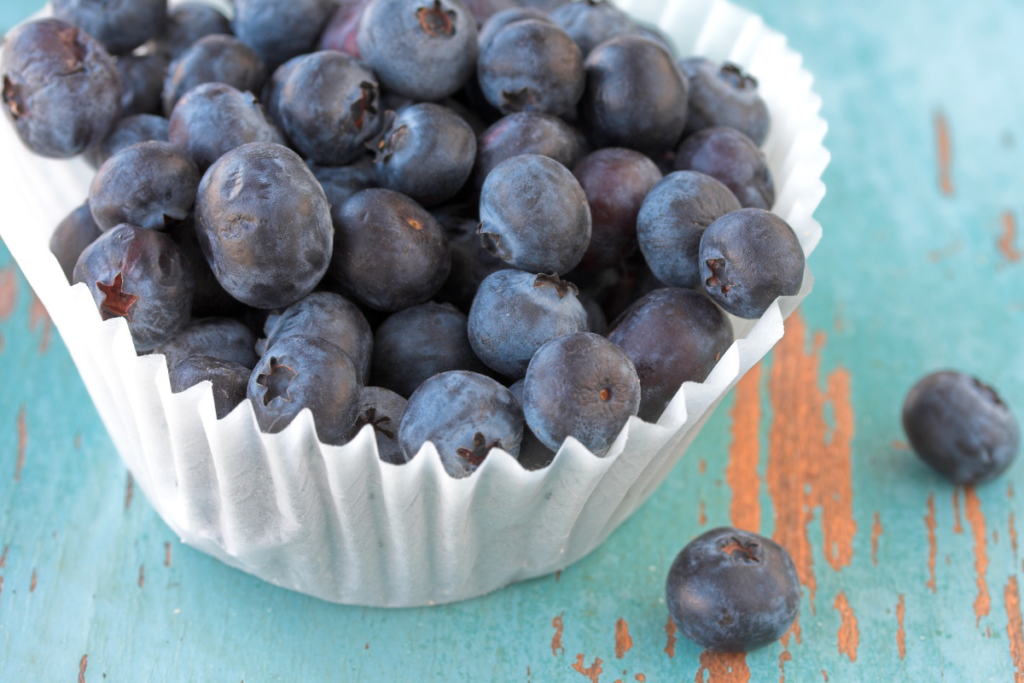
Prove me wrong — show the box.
[0,0,828,607]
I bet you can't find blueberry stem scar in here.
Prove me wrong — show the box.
[96,272,140,321]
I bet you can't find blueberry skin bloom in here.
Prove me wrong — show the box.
[549,0,637,57]
[85,113,170,168]
[357,0,479,101]
[475,112,579,189]
[699,208,804,319]
[373,104,476,207]
[902,372,1020,485]
[1,19,122,158]
[398,370,523,478]
[248,336,362,445]
[156,317,259,371]
[477,19,584,118]
[89,141,200,232]
[194,142,333,309]
[73,224,195,352]
[158,2,232,60]
[233,0,335,72]
[468,270,588,379]
[581,36,689,157]
[50,202,103,283]
[52,0,167,56]
[346,386,408,464]
[608,288,733,422]
[478,154,591,275]
[681,58,770,147]
[328,189,450,312]
[162,35,266,116]
[523,332,640,455]
[169,355,251,419]
[637,171,740,288]
[477,8,552,51]
[675,127,774,210]
[667,527,801,652]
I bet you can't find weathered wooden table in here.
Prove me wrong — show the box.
[2,0,1023,680]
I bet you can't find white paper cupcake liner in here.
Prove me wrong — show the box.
[0,0,828,606]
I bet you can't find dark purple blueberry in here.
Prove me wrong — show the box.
[507,379,556,470]
[516,0,569,10]
[156,2,232,60]
[156,317,259,370]
[84,113,170,169]
[593,254,664,323]
[668,528,801,652]
[903,372,1020,485]
[161,35,266,116]
[257,292,373,383]
[477,8,552,51]
[634,23,675,57]
[248,335,362,444]
[73,223,194,351]
[439,97,488,136]
[168,82,284,172]
[608,288,733,422]
[581,35,688,157]
[116,52,169,117]
[523,331,640,454]
[460,0,519,25]
[372,104,476,207]
[50,202,103,283]
[346,386,407,464]
[398,370,523,478]
[637,171,740,288]
[675,127,774,210]
[573,148,662,272]
[88,141,200,232]
[372,302,488,398]
[260,56,301,144]
[169,355,250,419]
[468,270,588,379]
[233,0,335,72]
[479,154,591,274]
[310,159,380,228]
[194,142,333,309]
[681,58,769,146]
[164,215,247,319]
[433,216,511,312]
[1,19,122,158]
[477,19,584,118]
[699,208,804,319]
[327,189,450,312]
[549,0,637,57]
[318,0,372,57]
[475,112,579,188]
[357,0,479,101]
[52,0,167,55]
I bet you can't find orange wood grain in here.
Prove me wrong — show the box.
[694,652,750,683]
[664,617,676,658]
[953,488,964,534]
[1006,576,1024,683]
[871,512,883,566]
[965,487,990,624]
[552,613,565,656]
[833,592,859,662]
[571,654,602,683]
[935,111,954,196]
[28,292,50,353]
[615,618,633,659]
[15,406,26,482]
[896,595,906,659]
[925,494,937,594]
[78,655,87,683]
[0,266,16,320]
[999,212,1022,263]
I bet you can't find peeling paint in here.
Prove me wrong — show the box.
[965,487,990,624]
[1011,512,1018,557]
[28,292,51,353]
[139,564,145,588]
[1006,576,1024,683]
[635,675,646,682]
[15,407,26,482]
[0,267,16,320]
[925,494,937,593]
[125,473,134,511]
[834,591,859,662]
[953,488,963,534]
[614,618,633,658]
[699,501,707,526]
[896,594,906,659]
[552,613,565,656]
[78,654,87,683]
[694,651,750,683]
[871,512,882,566]
[727,364,762,532]
[29,568,36,593]
[0,545,7,568]
[665,617,677,658]
[165,542,172,568]
[778,650,792,682]
[999,212,1022,262]
[935,110,954,196]
[571,654,602,683]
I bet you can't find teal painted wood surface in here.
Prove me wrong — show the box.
[3,0,1024,680]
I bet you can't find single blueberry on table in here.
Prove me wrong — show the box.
[73,223,194,352]
[155,2,232,60]
[549,0,638,57]
[116,52,169,117]
[85,113,170,169]
[675,127,775,210]
[169,355,251,419]
[680,58,770,146]
[1,19,122,158]
[318,0,373,58]
[346,386,408,464]
[507,379,556,470]
[698,208,804,319]
[233,0,335,72]
[194,142,333,309]
[50,202,103,284]
[162,35,266,116]
[666,527,801,652]
[523,332,640,455]
[164,215,247,319]
[156,317,259,371]
[477,8,552,52]
[902,371,1020,485]
[398,370,523,478]
[474,112,580,189]
[478,154,592,275]
[52,0,167,56]
[637,171,741,288]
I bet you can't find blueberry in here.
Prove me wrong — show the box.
[468,270,588,379]
[327,189,450,312]
[549,0,637,57]
[372,104,476,207]
[161,35,266,116]
[194,142,333,309]
[517,0,570,10]
[667,527,801,652]
[637,171,741,288]
[608,288,733,422]
[309,159,380,228]
[169,355,251,419]
[346,386,407,464]
[477,19,584,118]
[372,302,488,398]
[318,0,372,57]
[479,154,591,274]
[156,2,232,60]
[257,291,373,383]
[581,36,688,157]
[116,52,169,117]
[248,335,362,444]
[433,216,511,312]
[1,19,122,158]
[675,127,774,210]
[274,51,383,166]
[398,370,523,478]
[89,141,200,232]
[475,112,579,189]
[699,208,804,319]
[233,0,335,72]
[357,0,478,101]
[164,215,247,319]
[902,371,1020,485]
[577,291,607,335]
[52,0,167,55]
[168,82,284,172]
[84,113,170,169]
[477,8,552,52]
[459,0,519,25]
[156,317,259,370]
[633,23,675,57]
[523,331,640,454]
[507,379,556,470]
[680,59,769,146]
[594,253,665,324]
[73,223,194,351]
[573,148,662,272]
[50,202,103,283]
